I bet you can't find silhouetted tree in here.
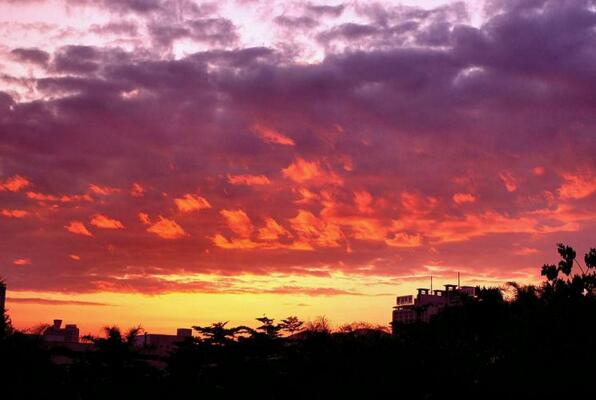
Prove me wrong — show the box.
[541,244,596,299]
[280,316,303,336]
[254,316,283,339]
[476,286,505,304]
[337,321,388,333]
[69,325,160,398]
[304,316,331,334]
[585,248,596,269]
[193,321,252,345]
[0,278,10,339]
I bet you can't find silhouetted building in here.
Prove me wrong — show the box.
[392,284,477,332]
[0,281,5,313]
[42,319,80,343]
[136,328,193,354]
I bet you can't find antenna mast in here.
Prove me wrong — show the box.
[457,272,460,288]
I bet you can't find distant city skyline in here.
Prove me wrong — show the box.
[1,0,595,334]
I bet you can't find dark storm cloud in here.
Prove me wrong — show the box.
[148,17,238,47]
[317,23,380,42]
[10,48,50,66]
[274,15,319,30]
[89,21,139,36]
[304,3,345,18]
[93,0,163,14]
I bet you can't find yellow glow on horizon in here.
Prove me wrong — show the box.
[5,269,523,336]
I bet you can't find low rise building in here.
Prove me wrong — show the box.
[392,284,477,332]
[136,328,193,354]
[42,319,80,343]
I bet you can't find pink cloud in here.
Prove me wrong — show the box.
[499,172,517,192]
[453,193,476,204]
[0,175,30,192]
[131,182,145,197]
[1,209,28,218]
[227,174,271,186]
[533,166,545,176]
[558,172,596,200]
[251,123,295,146]
[89,184,120,195]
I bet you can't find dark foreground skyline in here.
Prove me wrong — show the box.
[1,243,596,399]
[1,0,596,333]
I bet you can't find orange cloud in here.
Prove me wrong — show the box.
[89,184,119,195]
[138,212,151,224]
[251,123,295,146]
[558,172,596,199]
[386,232,423,247]
[27,191,92,203]
[146,216,187,239]
[282,158,342,185]
[211,234,262,250]
[174,194,212,213]
[131,182,145,197]
[289,209,342,248]
[453,192,476,204]
[257,217,291,241]
[401,191,437,214]
[295,187,318,204]
[354,191,373,214]
[65,221,93,236]
[0,175,30,192]
[499,172,517,192]
[1,209,28,218]
[211,234,305,251]
[13,258,30,265]
[227,174,271,186]
[220,209,253,238]
[344,218,386,241]
[69,254,81,261]
[416,209,581,244]
[90,214,125,229]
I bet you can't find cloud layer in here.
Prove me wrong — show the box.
[0,0,595,300]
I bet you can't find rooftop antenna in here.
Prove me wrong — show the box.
[458,272,460,288]
[430,275,433,292]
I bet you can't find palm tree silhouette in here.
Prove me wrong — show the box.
[192,322,252,345]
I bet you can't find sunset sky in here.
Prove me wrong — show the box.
[1,0,595,335]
